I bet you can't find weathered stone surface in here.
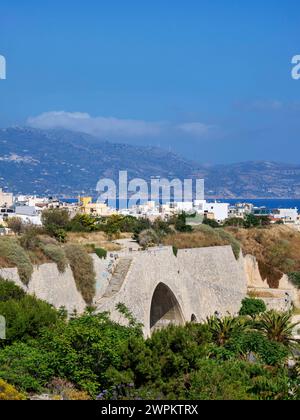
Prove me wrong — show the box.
[243,254,300,309]
[0,246,248,335]
[0,263,86,313]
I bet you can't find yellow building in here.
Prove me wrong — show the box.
[78,197,115,217]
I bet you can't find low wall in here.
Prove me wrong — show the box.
[0,253,112,313]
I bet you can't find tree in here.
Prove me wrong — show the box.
[6,218,24,235]
[244,214,260,228]
[68,214,97,232]
[41,209,70,230]
[175,213,193,232]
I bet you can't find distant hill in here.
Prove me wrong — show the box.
[0,127,300,198]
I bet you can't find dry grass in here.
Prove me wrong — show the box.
[162,225,241,259]
[66,232,121,252]
[248,289,283,299]
[229,225,300,288]
[163,231,228,250]
[65,244,96,305]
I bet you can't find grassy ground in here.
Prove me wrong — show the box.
[66,232,125,251]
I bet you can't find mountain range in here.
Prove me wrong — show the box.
[0,127,299,199]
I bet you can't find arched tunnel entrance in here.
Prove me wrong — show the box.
[150,283,185,332]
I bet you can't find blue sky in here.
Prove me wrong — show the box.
[1,0,300,163]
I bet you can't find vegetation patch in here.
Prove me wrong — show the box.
[0,238,33,285]
[162,225,241,259]
[239,297,267,317]
[65,244,96,305]
[0,379,26,400]
[40,244,68,273]
[94,247,107,260]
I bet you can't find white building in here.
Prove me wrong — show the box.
[194,200,229,223]
[15,206,42,225]
[273,208,298,223]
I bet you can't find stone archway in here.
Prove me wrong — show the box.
[150,283,185,332]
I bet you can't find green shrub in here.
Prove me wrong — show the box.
[68,214,98,232]
[226,331,289,367]
[203,218,220,228]
[65,245,96,305]
[172,246,178,257]
[186,360,258,400]
[95,247,107,260]
[0,342,54,393]
[175,213,193,232]
[40,244,68,273]
[0,294,58,344]
[0,278,26,302]
[239,297,267,317]
[288,272,300,289]
[0,238,33,285]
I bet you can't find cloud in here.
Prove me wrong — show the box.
[27,111,163,139]
[27,111,214,140]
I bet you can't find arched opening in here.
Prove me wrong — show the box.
[191,314,197,323]
[150,283,184,332]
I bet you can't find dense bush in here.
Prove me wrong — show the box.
[65,245,96,305]
[94,247,107,260]
[0,278,26,302]
[239,297,267,317]
[202,218,220,228]
[0,342,54,392]
[0,238,33,285]
[41,209,70,242]
[0,294,59,344]
[6,217,24,235]
[67,214,98,233]
[41,209,70,230]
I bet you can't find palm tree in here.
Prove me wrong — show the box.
[206,315,247,346]
[256,311,300,350]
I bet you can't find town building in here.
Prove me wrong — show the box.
[0,188,13,208]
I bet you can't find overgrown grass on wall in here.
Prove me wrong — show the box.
[163,225,241,260]
[0,238,33,286]
[65,244,96,305]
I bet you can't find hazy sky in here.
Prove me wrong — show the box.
[1,0,300,163]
